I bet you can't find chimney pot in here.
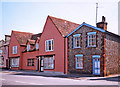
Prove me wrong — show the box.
[96,16,108,31]
[102,16,106,22]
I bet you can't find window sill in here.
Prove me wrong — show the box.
[75,67,83,69]
[87,46,96,48]
[73,47,81,49]
[44,68,54,70]
[11,66,19,68]
[46,50,54,52]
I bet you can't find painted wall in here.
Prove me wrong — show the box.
[9,31,21,58]
[22,50,39,70]
[9,31,22,70]
[39,17,65,74]
[1,46,9,68]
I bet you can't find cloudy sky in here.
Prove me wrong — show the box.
[0,0,119,40]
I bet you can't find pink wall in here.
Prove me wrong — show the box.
[9,31,23,70]
[9,32,21,58]
[39,17,65,73]
[1,46,9,68]
[22,51,39,70]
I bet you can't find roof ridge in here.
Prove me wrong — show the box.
[12,30,34,34]
[48,15,80,25]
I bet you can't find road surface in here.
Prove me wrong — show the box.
[0,70,119,85]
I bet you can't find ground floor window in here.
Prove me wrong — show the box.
[27,59,34,66]
[10,57,19,67]
[0,56,4,66]
[75,54,83,69]
[44,55,54,69]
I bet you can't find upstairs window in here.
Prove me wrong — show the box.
[12,46,17,54]
[75,54,83,69]
[27,45,30,51]
[73,34,81,49]
[36,43,39,50]
[87,32,96,47]
[45,39,54,52]
[0,49,2,54]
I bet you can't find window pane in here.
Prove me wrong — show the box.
[88,34,96,47]
[75,36,80,48]
[36,43,39,49]
[52,40,53,50]
[44,56,54,69]
[48,41,51,50]
[76,56,83,69]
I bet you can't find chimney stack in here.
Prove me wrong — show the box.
[96,16,108,31]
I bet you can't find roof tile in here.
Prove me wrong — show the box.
[49,16,80,37]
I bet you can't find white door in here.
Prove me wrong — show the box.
[40,56,44,72]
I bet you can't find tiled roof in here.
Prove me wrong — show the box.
[27,39,36,45]
[31,33,42,40]
[12,30,33,46]
[49,16,80,37]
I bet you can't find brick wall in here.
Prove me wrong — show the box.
[105,34,120,75]
[67,25,105,76]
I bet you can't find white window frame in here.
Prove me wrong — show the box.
[75,54,83,69]
[27,45,30,51]
[73,34,81,49]
[44,55,54,69]
[45,39,54,52]
[11,58,19,67]
[0,49,2,54]
[12,46,17,54]
[36,43,39,50]
[87,32,96,47]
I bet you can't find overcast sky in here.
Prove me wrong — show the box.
[0,0,119,40]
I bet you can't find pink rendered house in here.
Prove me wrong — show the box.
[37,16,80,74]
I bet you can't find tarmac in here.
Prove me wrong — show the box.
[1,69,120,82]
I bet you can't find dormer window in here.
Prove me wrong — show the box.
[36,43,39,50]
[27,45,30,51]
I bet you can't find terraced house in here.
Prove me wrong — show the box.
[8,15,120,76]
[0,35,11,69]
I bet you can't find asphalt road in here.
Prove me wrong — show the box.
[0,70,119,85]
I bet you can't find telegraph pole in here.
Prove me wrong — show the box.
[96,3,98,26]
